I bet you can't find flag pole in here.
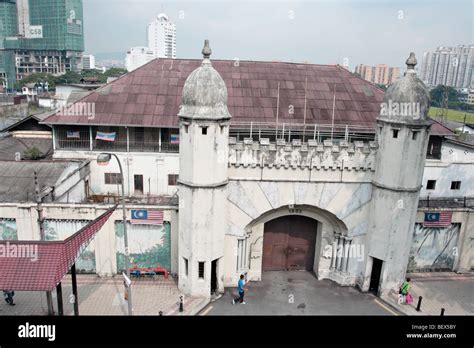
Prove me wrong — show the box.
[303,77,308,142]
[331,83,336,141]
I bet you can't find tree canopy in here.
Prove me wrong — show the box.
[430,85,459,107]
[14,67,128,90]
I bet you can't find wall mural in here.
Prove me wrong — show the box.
[0,219,17,240]
[408,223,460,271]
[44,219,95,273]
[115,221,171,273]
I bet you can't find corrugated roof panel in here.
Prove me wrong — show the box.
[43,59,389,129]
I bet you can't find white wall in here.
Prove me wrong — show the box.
[125,47,155,72]
[53,150,179,197]
[0,203,179,275]
[422,141,474,197]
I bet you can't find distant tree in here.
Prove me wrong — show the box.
[450,102,474,112]
[14,73,56,90]
[103,67,127,78]
[54,71,82,85]
[23,146,44,160]
[430,85,459,107]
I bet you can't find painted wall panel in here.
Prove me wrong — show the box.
[115,221,171,272]
[408,223,460,271]
[0,218,17,240]
[44,219,95,272]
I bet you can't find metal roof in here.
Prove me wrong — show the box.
[0,161,74,202]
[43,58,387,128]
[0,207,115,292]
[0,136,53,161]
[41,58,454,136]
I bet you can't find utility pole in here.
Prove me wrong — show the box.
[439,86,449,124]
[35,171,54,316]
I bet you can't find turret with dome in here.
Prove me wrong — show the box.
[178,40,232,121]
[367,52,434,295]
[177,40,231,297]
[378,52,431,124]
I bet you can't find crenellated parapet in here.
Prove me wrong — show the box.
[228,137,378,172]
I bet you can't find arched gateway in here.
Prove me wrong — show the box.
[262,215,317,271]
[241,205,349,282]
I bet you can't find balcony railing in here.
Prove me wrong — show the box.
[229,122,376,143]
[55,136,179,153]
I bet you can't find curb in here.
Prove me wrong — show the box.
[379,295,408,316]
[189,298,210,316]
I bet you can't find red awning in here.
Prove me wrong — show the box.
[0,206,116,292]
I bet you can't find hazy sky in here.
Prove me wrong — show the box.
[83,0,473,69]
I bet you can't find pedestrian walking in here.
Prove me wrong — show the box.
[398,278,412,304]
[3,290,15,306]
[232,274,248,305]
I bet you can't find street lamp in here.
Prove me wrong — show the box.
[97,153,133,316]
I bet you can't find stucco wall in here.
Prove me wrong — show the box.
[421,141,474,197]
[223,180,373,287]
[0,203,178,276]
[53,150,179,196]
[415,209,473,273]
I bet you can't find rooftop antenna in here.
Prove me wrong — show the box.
[331,83,336,141]
[275,82,280,139]
[303,77,308,141]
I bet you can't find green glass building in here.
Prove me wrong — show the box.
[0,0,18,87]
[0,0,84,89]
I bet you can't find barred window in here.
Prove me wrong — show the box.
[198,262,205,279]
[104,173,122,184]
[236,239,248,271]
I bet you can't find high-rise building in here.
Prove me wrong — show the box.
[147,13,176,59]
[0,0,18,88]
[125,47,155,72]
[0,0,85,88]
[82,54,95,70]
[420,45,474,89]
[354,64,400,85]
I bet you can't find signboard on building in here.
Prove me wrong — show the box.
[29,25,43,39]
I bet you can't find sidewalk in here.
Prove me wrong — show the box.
[0,275,208,316]
[381,272,474,316]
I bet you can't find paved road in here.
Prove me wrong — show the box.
[200,271,398,315]
[0,275,207,316]
[382,272,474,315]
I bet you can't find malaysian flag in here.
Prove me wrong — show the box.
[131,210,164,225]
[423,212,452,227]
[67,131,80,139]
[95,132,116,142]
[170,134,179,144]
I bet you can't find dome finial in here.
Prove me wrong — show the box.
[202,40,212,60]
[406,52,417,71]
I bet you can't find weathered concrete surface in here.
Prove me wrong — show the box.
[0,275,205,316]
[224,180,372,287]
[229,140,376,183]
[201,271,397,315]
[381,272,474,315]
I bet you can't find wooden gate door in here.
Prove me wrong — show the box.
[262,215,317,271]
